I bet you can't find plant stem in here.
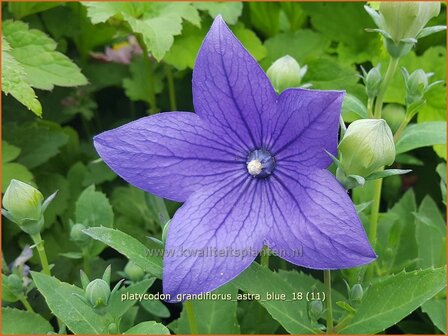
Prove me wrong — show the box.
[184,300,199,334]
[366,176,383,280]
[260,246,270,268]
[367,97,374,119]
[135,34,158,114]
[373,57,400,118]
[324,270,333,334]
[19,296,34,313]
[164,64,177,111]
[30,233,51,276]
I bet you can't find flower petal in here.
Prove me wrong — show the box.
[267,88,344,169]
[94,112,245,202]
[192,16,277,151]
[163,175,269,299]
[266,168,376,269]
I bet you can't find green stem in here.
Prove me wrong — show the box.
[30,233,51,276]
[135,34,158,114]
[367,97,374,119]
[324,270,333,334]
[373,57,400,118]
[19,296,34,313]
[184,301,199,334]
[83,253,91,277]
[335,313,354,333]
[164,64,177,111]
[260,246,270,268]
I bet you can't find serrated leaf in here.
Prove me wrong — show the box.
[414,196,446,268]
[169,284,240,334]
[3,121,69,169]
[31,272,109,334]
[76,185,114,228]
[2,307,54,334]
[395,122,446,154]
[3,20,87,91]
[84,2,199,61]
[233,23,266,61]
[233,263,316,334]
[340,267,446,334]
[1,37,41,116]
[124,321,170,335]
[83,227,162,278]
[193,2,243,25]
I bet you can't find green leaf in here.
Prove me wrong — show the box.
[233,263,316,334]
[169,284,240,334]
[340,267,446,334]
[84,2,199,61]
[3,20,87,91]
[395,122,446,154]
[31,272,109,334]
[76,185,114,228]
[112,186,154,225]
[8,2,62,19]
[233,24,267,61]
[248,2,281,38]
[302,2,382,63]
[414,196,446,268]
[123,56,164,104]
[422,298,446,333]
[3,121,69,169]
[238,300,280,334]
[124,321,170,335]
[83,227,163,278]
[262,30,330,69]
[1,37,41,116]
[436,163,446,204]
[193,2,243,25]
[109,278,155,319]
[341,94,368,122]
[2,307,54,334]
[2,144,34,190]
[140,299,171,318]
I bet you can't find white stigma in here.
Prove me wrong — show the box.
[247,159,263,176]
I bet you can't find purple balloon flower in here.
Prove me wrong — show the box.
[94,16,376,299]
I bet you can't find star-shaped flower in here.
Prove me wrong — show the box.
[94,16,376,299]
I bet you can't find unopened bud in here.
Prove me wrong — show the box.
[124,260,145,282]
[308,300,323,321]
[349,284,364,305]
[363,64,382,98]
[85,279,111,308]
[266,55,307,93]
[70,223,90,247]
[338,119,395,177]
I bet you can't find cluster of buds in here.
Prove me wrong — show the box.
[3,246,33,303]
[266,55,310,93]
[402,68,444,108]
[2,180,56,235]
[365,2,445,58]
[75,266,123,315]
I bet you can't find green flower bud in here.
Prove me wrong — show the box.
[363,64,382,98]
[349,284,364,305]
[382,104,406,133]
[3,180,43,224]
[70,223,90,247]
[6,274,24,297]
[266,55,307,93]
[379,2,440,43]
[124,260,145,282]
[405,69,429,105]
[308,300,323,321]
[338,119,395,177]
[2,180,45,235]
[85,279,111,308]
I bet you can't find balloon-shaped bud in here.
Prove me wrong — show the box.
[266,55,307,93]
[349,284,364,305]
[362,64,383,99]
[338,119,395,177]
[124,260,145,282]
[85,279,111,308]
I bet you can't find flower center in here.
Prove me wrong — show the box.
[246,149,275,178]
